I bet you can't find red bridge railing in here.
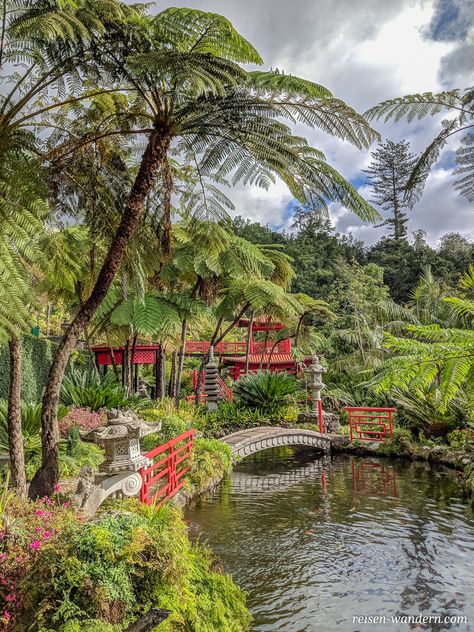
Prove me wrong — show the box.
[140,429,195,506]
[344,407,396,442]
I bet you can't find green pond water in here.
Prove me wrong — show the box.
[184,449,474,632]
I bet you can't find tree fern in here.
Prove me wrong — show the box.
[365,87,474,203]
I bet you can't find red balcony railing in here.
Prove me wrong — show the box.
[140,430,195,506]
[344,407,396,442]
[185,338,292,356]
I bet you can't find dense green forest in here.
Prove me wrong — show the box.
[233,214,474,304]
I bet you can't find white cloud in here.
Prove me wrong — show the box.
[137,0,473,243]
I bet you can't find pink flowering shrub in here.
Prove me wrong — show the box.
[0,493,77,629]
[59,407,106,438]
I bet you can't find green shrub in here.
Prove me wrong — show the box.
[0,401,103,480]
[391,387,468,438]
[233,370,302,416]
[447,429,474,450]
[195,400,271,437]
[60,367,149,412]
[377,427,414,457]
[2,499,251,631]
[140,399,195,448]
[188,438,232,493]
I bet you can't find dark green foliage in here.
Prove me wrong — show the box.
[0,400,102,479]
[367,236,435,303]
[196,401,272,437]
[20,502,251,631]
[233,215,474,305]
[60,367,148,412]
[377,427,414,457]
[187,438,232,493]
[0,336,56,402]
[234,370,301,415]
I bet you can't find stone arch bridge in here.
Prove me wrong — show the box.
[221,426,332,460]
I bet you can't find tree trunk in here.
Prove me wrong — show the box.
[244,311,254,374]
[175,319,187,405]
[161,159,173,260]
[7,336,27,499]
[159,349,167,400]
[168,351,177,399]
[29,128,171,499]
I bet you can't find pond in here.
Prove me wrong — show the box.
[184,449,474,632]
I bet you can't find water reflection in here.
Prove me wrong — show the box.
[351,459,398,497]
[185,449,474,632]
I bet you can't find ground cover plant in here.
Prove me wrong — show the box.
[0,491,250,631]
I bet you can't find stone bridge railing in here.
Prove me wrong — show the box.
[221,427,332,459]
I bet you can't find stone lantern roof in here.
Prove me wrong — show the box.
[82,408,157,474]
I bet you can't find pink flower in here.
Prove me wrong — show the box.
[1,579,8,586]
[53,484,61,492]
[2,611,10,622]
[62,502,70,508]
[34,509,43,517]
[30,540,41,551]
[5,594,16,603]
[42,531,51,539]
[0,553,5,560]
[35,527,43,533]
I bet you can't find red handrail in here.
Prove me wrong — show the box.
[140,429,195,506]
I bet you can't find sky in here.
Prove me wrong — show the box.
[150,0,474,245]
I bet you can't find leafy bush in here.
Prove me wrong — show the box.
[377,427,413,457]
[59,434,104,479]
[195,401,271,438]
[447,428,474,450]
[140,399,196,449]
[0,402,103,481]
[391,387,468,438]
[60,368,148,412]
[1,498,251,631]
[187,438,232,493]
[233,370,301,416]
[59,408,107,438]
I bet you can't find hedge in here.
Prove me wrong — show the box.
[0,335,93,403]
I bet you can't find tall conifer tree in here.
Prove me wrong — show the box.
[364,140,417,240]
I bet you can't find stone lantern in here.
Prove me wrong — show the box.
[87,409,155,474]
[303,355,326,430]
[301,355,340,434]
[75,409,159,516]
